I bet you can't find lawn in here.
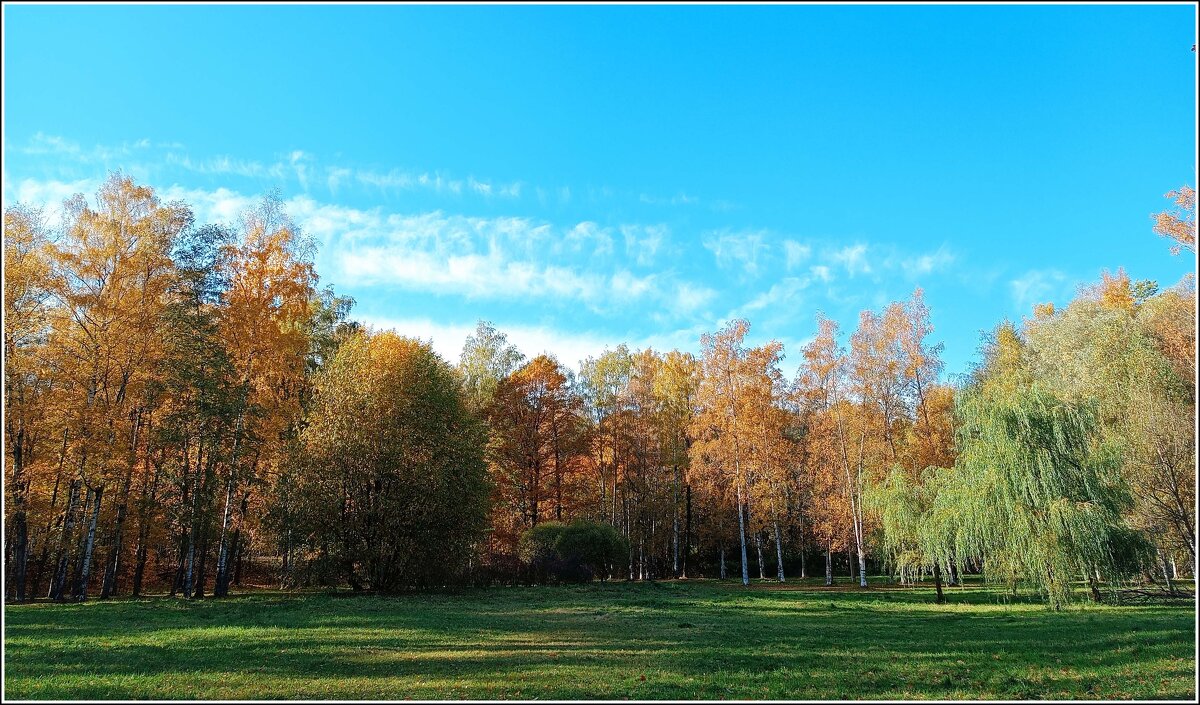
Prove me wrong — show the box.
[3,578,1195,700]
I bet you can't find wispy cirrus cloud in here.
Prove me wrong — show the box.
[783,240,812,271]
[703,228,770,278]
[829,243,872,276]
[1009,268,1070,312]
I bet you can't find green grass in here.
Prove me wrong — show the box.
[4,578,1195,700]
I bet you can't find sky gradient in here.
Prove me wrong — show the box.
[3,3,1196,379]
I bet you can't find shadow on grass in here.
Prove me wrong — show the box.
[5,580,1195,700]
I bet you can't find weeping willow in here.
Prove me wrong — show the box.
[869,466,962,601]
[949,383,1152,609]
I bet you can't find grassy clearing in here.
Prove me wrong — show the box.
[4,578,1195,700]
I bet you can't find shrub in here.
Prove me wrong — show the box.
[518,520,628,584]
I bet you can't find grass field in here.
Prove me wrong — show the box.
[4,578,1195,700]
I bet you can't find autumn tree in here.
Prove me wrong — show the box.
[286,331,490,591]
[691,320,784,586]
[486,355,590,556]
[1152,184,1196,255]
[3,204,53,602]
[42,174,188,601]
[653,350,699,577]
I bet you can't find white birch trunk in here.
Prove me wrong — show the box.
[774,521,785,582]
[735,481,749,586]
[76,486,103,601]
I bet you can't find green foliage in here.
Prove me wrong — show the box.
[288,331,491,592]
[951,383,1150,608]
[458,319,525,413]
[868,465,961,586]
[519,520,629,583]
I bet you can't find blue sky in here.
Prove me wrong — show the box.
[3,4,1196,378]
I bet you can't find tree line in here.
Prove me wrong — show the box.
[3,174,1195,608]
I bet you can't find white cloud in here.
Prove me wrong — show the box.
[5,176,94,210]
[672,282,719,315]
[621,224,668,266]
[326,167,352,194]
[830,243,872,276]
[783,240,812,271]
[737,276,811,314]
[1010,269,1069,312]
[563,221,613,258]
[898,245,955,278]
[290,150,312,191]
[468,177,492,197]
[357,315,707,372]
[809,264,833,283]
[639,192,699,206]
[158,185,259,228]
[703,229,769,277]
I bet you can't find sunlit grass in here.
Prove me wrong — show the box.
[4,578,1195,700]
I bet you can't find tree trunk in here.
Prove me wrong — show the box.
[194,534,209,598]
[183,519,198,599]
[171,528,187,597]
[9,479,29,602]
[682,484,691,579]
[213,474,235,597]
[131,450,162,597]
[76,486,104,601]
[720,545,727,580]
[49,479,81,601]
[755,532,766,580]
[7,426,30,602]
[69,486,95,599]
[184,443,207,599]
[232,533,245,586]
[933,562,945,604]
[825,544,832,586]
[948,561,959,586]
[281,528,292,589]
[101,413,141,599]
[1088,567,1102,603]
[231,492,250,587]
[774,521,785,582]
[1159,550,1174,593]
[672,467,680,578]
[735,480,749,586]
[31,431,70,599]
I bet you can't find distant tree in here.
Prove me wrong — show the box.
[486,355,589,554]
[459,320,525,414]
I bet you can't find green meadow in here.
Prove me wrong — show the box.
[4,579,1195,700]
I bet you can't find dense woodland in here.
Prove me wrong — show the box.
[3,174,1196,609]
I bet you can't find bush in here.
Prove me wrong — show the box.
[518,520,628,584]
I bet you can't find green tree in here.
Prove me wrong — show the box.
[288,331,490,592]
[952,383,1148,609]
